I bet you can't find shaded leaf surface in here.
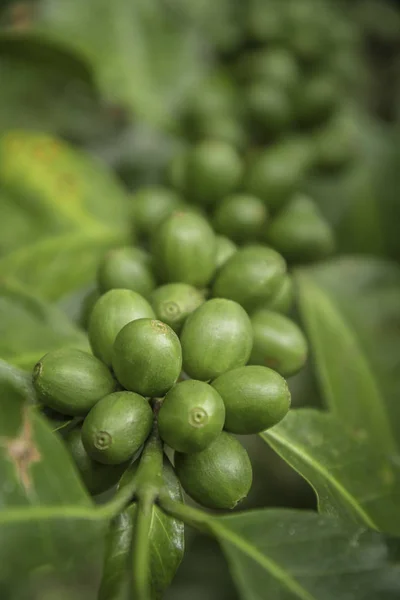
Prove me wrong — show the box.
[0,130,130,299]
[31,0,204,126]
[0,34,116,140]
[0,368,104,593]
[0,279,89,370]
[217,509,400,600]
[262,409,400,533]
[296,258,400,454]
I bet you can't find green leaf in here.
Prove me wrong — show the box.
[99,459,184,600]
[0,130,130,299]
[0,358,36,403]
[309,114,400,259]
[0,34,116,140]
[262,409,400,533]
[0,279,89,370]
[0,369,104,595]
[30,0,204,127]
[217,509,400,600]
[100,459,184,600]
[296,257,400,454]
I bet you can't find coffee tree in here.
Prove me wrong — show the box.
[0,0,400,599]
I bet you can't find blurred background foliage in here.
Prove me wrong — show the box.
[0,0,399,598]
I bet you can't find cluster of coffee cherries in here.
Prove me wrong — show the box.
[34,161,311,509]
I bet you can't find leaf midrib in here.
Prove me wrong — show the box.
[214,520,316,600]
[262,429,376,530]
[296,272,397,455]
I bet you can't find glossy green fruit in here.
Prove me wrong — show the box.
[79,287,100,330]
[213,194,268,244]
[133,186,183,238]
[89,289,155,366]
[191,113,247,150]
[175,432,252,509]
[33,349,116,416]
[295,74,339,126]
[158,380,225,453]
[212,365,290,434]
[246,138,313,212]
[180,298,253,381]
[184,140,243,206]
[250,309,308,376]
[150,283,204,334]
[64,426,128,495]
[246,83,293,137]
[313,110,358,172]
[97,247,156,298]
[212,245,286,312]
[265,195,335,263]
[112,319,182,397]
[266,274,294,314]
[152,211,216,287]
[215,235,237,269]
[82,391,153,465]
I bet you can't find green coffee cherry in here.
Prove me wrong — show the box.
[266,274,294,314]
[88,289,155,366]
[246,138,313,212]
[82,391,153,465]
[64,426,128,495]
[313,110,358,172]
[212,194,268,244]
[265,195,335,263]
[158,380,225,453]
[212,365,290,434]
[97,247,156,298]
[212,245,287,312]
[79,287,100,330]
[112,319,182,397]
[180,298,253,381]
[150,283,204,334]
[133,186,183,238]
[195,114,247,150]
[33,349,116,416]
[250,309,308,376]
[295,73,339,126]
[175,432,252,509]
[184,140,243,206]
[245,83,293,137]
[215,235,237,269]
[152,211,217,288]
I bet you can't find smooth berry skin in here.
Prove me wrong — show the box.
[180,298,253,381]
[33,348,116,416]
[150,283,204,334]
[212,245,287,313]
[88,289,155,367]
[212,365,291,434]
[175,432,253,509]
[152,212,217,288]
[249,309,308,377]
[112,318,182,398]
[97,247,156,298]
[158,380,225,453]
[82,391,153,465]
